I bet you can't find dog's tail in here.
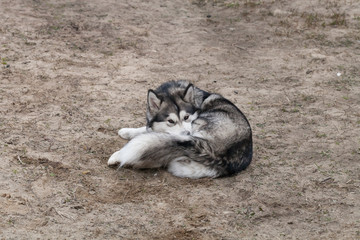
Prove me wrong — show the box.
[108,132,252,178]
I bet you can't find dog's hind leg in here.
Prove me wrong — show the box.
[108,132,151,166]
[108,132,177,168]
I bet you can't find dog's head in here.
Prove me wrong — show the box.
[146,83,200,135]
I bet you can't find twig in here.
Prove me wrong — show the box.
[234,45,247,51]
[320,177,334,184]
[53,207,74,220]
[17,156,25,165]
[122,189,131,202]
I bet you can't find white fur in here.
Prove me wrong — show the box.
[183,111,198,133]
[182,122,192,133]
[179,110,187,120]
[108,133,158,166]
[168,159,218,179]
[118,126,148,140]
[168,113,179,122]
[108,133,192,166]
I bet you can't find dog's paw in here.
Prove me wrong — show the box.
[118,128,135,140]
[108,151,122,166]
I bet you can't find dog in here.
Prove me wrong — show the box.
[108,80,252,178]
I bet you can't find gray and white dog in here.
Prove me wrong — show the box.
[108,81,252,178]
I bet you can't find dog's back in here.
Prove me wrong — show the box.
[190,93,253,176]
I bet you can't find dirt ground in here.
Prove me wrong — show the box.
[0,0,359,239]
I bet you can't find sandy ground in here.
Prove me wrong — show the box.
[0,0,359,239]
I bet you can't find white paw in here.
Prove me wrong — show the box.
[108,150,122,166]
[108,133,153,168]
[118,127,147,140]
[118,128,134,140]
[108,143,141,167]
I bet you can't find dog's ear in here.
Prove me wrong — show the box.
[183,84,194,103]
[147,90,162,112]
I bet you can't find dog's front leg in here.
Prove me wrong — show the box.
[118,126,149,140]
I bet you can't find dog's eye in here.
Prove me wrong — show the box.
[184,115,189,120]
[168,119,175,124]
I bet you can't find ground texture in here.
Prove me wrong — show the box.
[0,0,359,239]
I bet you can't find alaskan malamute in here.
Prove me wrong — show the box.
[108,81,252,178]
